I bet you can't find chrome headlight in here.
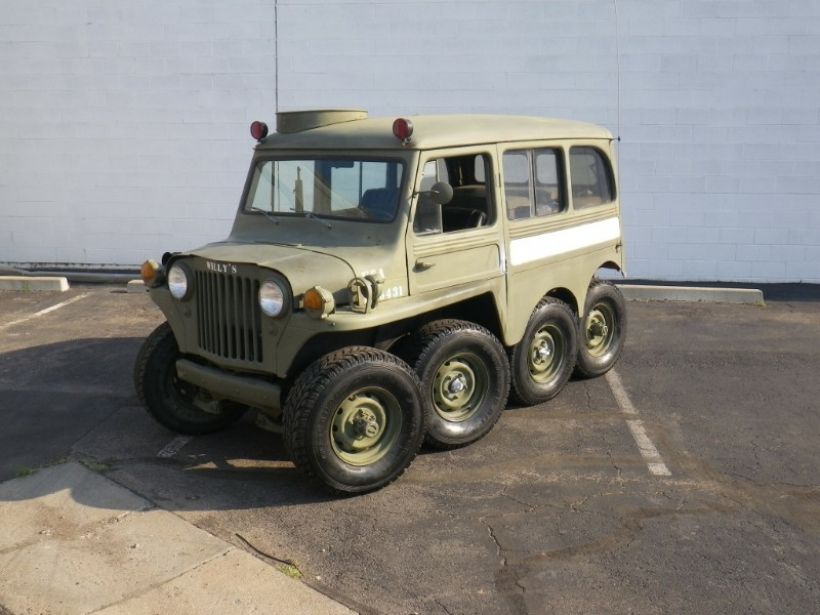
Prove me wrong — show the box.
[259,279,286,317]
[168,264,190,300]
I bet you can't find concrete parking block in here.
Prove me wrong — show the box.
[617,284,764,305]
[0,276,69,292]
[126,280,147,293]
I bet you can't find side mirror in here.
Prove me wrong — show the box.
[429,181,453,205]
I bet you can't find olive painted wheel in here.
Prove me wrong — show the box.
[134,322,248,434]
[510,298,578,406]
[283,347,424,494]
[574,281,627,378]
[407,320,510,449]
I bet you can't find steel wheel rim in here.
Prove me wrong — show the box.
[528,325,565,383]
[584,302,616,357]
[330,387,402,466]
[431,353,488,422]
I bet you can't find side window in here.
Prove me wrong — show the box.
[570,147,614,208]
[503,151,531,220]
[534,148,565,215]
[413,153,494,235]
[504,148,565,219]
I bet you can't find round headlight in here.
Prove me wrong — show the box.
[259,280,286,317]
[168,264,190,300]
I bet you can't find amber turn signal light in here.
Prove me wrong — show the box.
[303,286,335,319]
[140,260,160,285]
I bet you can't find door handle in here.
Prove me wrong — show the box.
[414,260,435,271]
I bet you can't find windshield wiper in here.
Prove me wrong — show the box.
[290,208,332,229]
[248,207,280,225]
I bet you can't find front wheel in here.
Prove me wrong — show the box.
[574,281,627,378]
[283,347,424,495]
[134,323,248,434]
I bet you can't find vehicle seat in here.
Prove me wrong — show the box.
[442,206,486,232]
[360,188,398,220]
[442,185,489,231]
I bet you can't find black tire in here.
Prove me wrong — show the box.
[283,346,424,495]
[407,319,510,450]
[574,280,627,378]
[510,298,578,406]
[134,322,248,435]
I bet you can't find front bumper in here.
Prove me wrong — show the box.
[176,359,282,415]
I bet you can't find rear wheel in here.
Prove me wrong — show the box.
[408,320,510,449]
[574,281,627,378]
[134,322,247,434]
[283,347,424,494]
[510,298,578,406]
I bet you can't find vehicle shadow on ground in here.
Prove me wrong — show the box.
[0,337,414,509]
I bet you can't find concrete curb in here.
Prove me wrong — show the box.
[0,276,69,292]
[616,284,764,305]
[0,462,354,615]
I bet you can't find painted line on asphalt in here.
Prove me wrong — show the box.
[0,293,90,331]
[157,436,192,458]
[605,369,671,477]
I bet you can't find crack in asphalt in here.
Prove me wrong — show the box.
[234,532,300,568]
[487,524,507,567]
[434,598,455,615]
[501,491,538,511]
[486,523,528,612]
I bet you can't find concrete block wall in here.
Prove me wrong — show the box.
[1,0,819,282]
[0,0,276,266]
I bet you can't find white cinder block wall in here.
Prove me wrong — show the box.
[1,0,819,282]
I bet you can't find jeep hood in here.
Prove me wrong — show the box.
[187,242,356,297]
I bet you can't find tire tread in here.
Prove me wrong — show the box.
[283,346,423,494]
[410,319,510,450]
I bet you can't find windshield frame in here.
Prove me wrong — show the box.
[239,154,408,224]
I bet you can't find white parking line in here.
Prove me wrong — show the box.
[0,293,90,331]
[605,369,672,477]
[157,435,192,458]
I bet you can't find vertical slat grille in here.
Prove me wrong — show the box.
[195,270,262,362]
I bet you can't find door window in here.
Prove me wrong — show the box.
[414,153,493,234]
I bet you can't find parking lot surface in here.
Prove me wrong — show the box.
[1,286,819,614]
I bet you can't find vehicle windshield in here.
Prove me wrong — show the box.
[243,157,405,222]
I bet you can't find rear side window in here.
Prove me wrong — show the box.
[503,148,565,220]
[569,147,614,208]
[502,151,531,220]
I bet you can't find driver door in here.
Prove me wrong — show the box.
[407,149,504,294]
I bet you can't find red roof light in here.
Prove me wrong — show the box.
[250,121,269,141]
[392,118,413,142]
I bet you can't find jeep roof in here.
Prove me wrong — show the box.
[256,112,614,151]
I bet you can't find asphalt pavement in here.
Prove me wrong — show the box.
[1,285,818,614]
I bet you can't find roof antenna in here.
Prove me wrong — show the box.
[274,0,279,115]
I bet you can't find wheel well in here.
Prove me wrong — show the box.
[598,260,622,273]
[546,287,579,316]
[286,293,505,378]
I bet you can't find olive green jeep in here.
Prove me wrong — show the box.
[136,110,626,494]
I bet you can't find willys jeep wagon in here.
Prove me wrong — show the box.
[136,110,626,494]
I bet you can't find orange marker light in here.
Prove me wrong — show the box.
[140,260,159,284]
[303,286,335,319]
[303,288,324,311]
